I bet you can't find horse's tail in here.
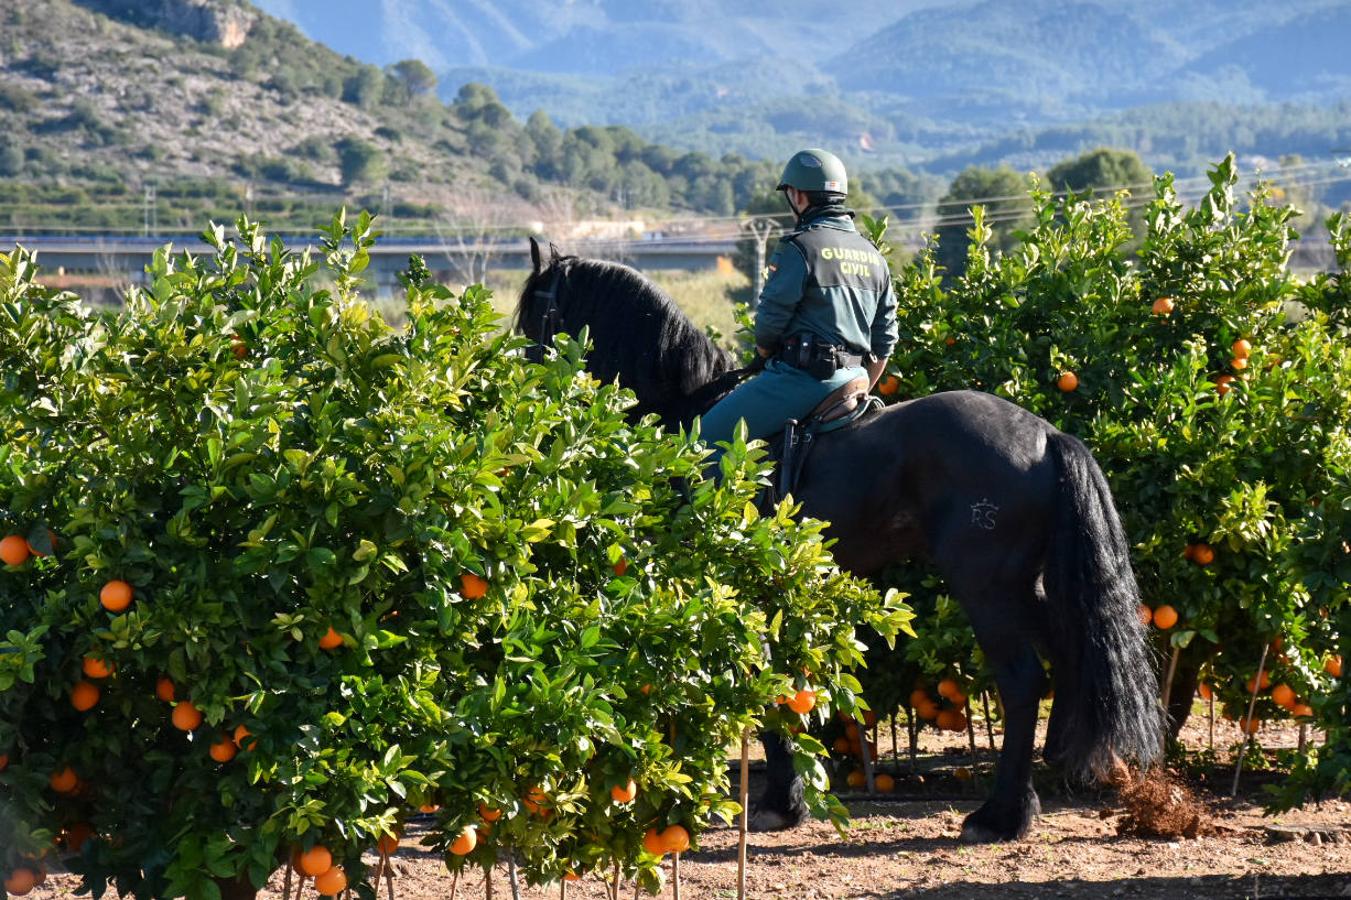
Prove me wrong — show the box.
[1043,429,1162,781]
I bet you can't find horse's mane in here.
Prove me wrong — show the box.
[516,255,740,428]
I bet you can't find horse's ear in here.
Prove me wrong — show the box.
[529,236,543,274]
[548,242,562,262]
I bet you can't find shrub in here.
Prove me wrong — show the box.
[0,214,909,895]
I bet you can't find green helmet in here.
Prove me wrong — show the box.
[777,148,848,196]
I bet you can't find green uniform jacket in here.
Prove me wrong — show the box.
[755,208,898,360]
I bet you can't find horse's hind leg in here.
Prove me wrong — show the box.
[750,731,807,830]
[954,583,1047,842]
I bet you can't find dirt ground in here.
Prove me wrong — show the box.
[26,715,1351,899]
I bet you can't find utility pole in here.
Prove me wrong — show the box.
[742,216,778,310]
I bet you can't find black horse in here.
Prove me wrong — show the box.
[515,239,1162,842]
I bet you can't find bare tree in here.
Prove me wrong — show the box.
[433,186,512,287]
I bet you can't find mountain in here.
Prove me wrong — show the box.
[253,0,1351,177]
[0,0,783,235]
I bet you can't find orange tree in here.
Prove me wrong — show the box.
[860,155,1349,791]
[0,215,910,897]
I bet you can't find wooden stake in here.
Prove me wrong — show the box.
[858,717,877,793]
[508,856,521,900]
[1208,688,1215,752]
[905,704,918,773]
[448,869,458,900]
[485,866,493,900]
[672,853,681,900]
[964,698,979,787]
[981,693,997,752]
[611,860,620,900]
[385,866,395,900]
[1298,722,1308,754]
[890,714,899,763]
[283,861,293,900]
[1160,645,1182,755]
[738,729,750,900]
[560,878,567,900]
[1231,642,1271,798]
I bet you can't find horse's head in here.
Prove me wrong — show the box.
[515,237,575,363]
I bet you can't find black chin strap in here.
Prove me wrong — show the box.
[527,266,565,361]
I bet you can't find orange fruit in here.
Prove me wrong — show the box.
[908,689,930,709]
[878,374,900,396]
[1056,371,1078,393]
[1191,544,1215,566]
[62,822,94,852]
[610,779,637,804]
[1327,655,1343,678]
[1152,605,1179,630]
[1232,338,1251,359]
[1292,704,1313,718]
[0,534,31,567]
[99,579,133,612]
[459,572,489,599]
[449,826,477,856]
[231,335,248,359]
[916,701,939,721]
[1230,356,1248,371]
[82,655,115,679]
[936,709,967,732]
[564,870,580,881]
[845,770,866,789]
[1137,604,1153,627]
[1241,717,1261,735]
[0,753,7,771]
[172,700,203,732]
[1245,671,1272,694]
[233,724,257,751]
[417,803,440,814]
[50,767,78,794]
[70,680,101,711]
[1270,684,1296,709]
[299,845,333,877]
[1151,296,1175,316]
[478,803,502,823]
[642,828,667,855]
[874,773,895,793]
[4,868,37,897]
[314,866,347,896]
[786,689,816,715]
[832,736,851,754]
[613,557,629,577]
[522,785,550,816]
[377,833,399,856]
[156,676,176,702]
[1214,374,1235,396]
[1197,683,1213,701]
[660,825,690,854]
[318,627,344,651]
[936,679,966,704]
[209,737,238,763]
[944,336,957,347]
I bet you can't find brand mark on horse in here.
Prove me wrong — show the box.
[971,498,999,530]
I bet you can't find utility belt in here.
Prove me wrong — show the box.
[777,333,866,380]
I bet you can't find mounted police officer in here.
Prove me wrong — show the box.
[701,148,897,463]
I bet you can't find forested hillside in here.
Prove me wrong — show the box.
[0,0,791,233]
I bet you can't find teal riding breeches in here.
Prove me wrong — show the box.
[699,359,868,463]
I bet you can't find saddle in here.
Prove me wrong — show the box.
[764,375,880,505]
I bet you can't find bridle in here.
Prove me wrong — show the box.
[525,264,565,363]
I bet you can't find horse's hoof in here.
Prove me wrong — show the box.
[749,806,797,832]
[959,797,1037,843]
